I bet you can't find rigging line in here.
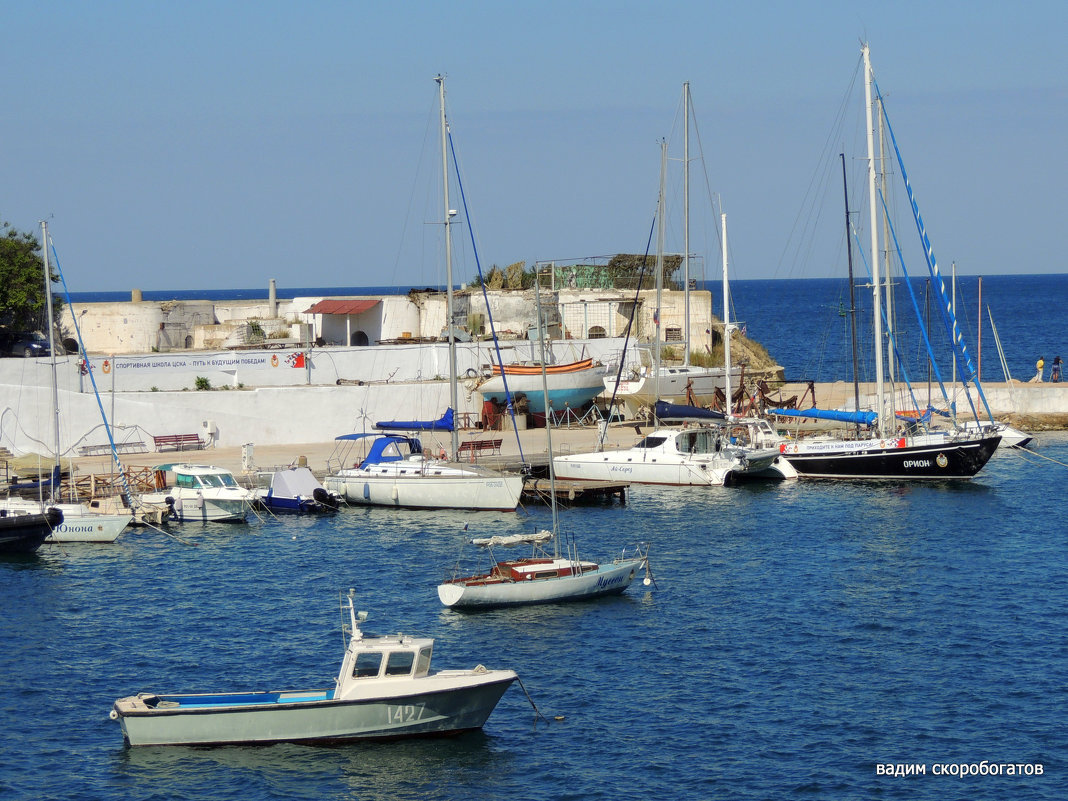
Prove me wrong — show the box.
[875,188,957,416]
[446,128,525,465]
[47,235,136,509]
[599,211,659,449]
[848,221,930,427]
[1008,445,1068,471]
[774,54,865,279]
[873,79,995,424]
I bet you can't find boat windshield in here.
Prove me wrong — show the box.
[197,473,227,488]
[353,651,382,678]
[385,650,415,676]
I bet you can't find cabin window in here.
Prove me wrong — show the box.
[176,474,195,489]
[218,473,239,487]
[415,647,432,676]
[353,651,383,678]
[635,435,667,449]
[385,651,415,676]
[199,474,224,488]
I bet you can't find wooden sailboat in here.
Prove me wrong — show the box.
[438,276,651,609]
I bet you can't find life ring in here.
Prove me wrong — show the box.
[464,368,478,378]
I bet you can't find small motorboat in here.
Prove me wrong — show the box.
[110,591,518,746]
[250,466,340,514]
[140,463,254,522]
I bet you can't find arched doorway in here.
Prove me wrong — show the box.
[350,331,369,347]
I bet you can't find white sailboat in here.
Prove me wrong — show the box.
[605,83,742,418]
[0,222,132,543]
[775,45,1000,480]
[323,76,522,512]
[437,276,651,609]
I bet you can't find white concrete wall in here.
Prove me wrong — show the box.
[0,337,628,455]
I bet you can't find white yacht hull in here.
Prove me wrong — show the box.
[608,366,743,417]
[0,499,131,543]
[139,490,250,522]
[324,464,522,512]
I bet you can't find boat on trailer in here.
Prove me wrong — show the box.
[110,591,517,746]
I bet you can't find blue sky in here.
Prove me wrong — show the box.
[4,1,1065,293]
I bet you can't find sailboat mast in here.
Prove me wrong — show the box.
[653,138,667,412]
[878,101,895,393]
[41,221,61,492]
[683,82,691,366]
[436,75,459,459]
[721,212,731,417]
[840,154,862,437]
[534,275,559,540]
[863,44,886,437]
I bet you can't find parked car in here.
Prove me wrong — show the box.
[8,332,52,358]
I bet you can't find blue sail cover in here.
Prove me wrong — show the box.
[770,407,878,427]
[374,408,455,432]
[654,400,726,422]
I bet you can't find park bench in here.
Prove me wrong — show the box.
[456,438,503,460]
[153,433,204,452]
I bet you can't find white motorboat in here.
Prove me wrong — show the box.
[140,463,253,522]
[554,423,777,486]
[110,592,517,746]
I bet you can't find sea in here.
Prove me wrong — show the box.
[3,273,1064,801]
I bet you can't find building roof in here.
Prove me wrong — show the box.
[303,299,381,315]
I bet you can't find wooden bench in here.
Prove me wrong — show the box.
[457,438,503,460]
[153,433,204,452]
[78,441,147,456]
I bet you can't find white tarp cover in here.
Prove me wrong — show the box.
[471,530,553,548]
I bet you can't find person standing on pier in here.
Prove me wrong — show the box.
[1051,356,1062,383]
[1030,356,1045,383]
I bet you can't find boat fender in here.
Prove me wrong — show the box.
[109,709,118,720]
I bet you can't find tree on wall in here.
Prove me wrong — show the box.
[0,221,64,339]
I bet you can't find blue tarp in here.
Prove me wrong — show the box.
[654,400,726,422]
[770,407,878,427]
[374,407,454,432]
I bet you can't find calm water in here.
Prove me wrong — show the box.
[4,433,1067,800]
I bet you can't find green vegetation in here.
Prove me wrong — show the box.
[194,376,212,391]
[0,221,64,335]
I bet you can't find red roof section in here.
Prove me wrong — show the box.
[303,299,381,315]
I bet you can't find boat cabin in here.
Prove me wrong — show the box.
[334,616,435,700]
[171,465,242,490]
[635,428,729,455]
